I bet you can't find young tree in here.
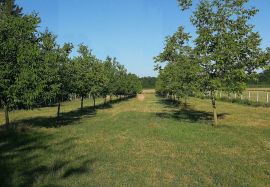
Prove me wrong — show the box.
[113,64,128,98]
[177,0,265,126]
[38,30,73,118]
[126,73,142,96]
[90,59,107,107]
[155,27,200,104]
[103,57,120,101]
[71,44,95,109]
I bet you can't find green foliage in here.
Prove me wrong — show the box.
[0,1,142,125]
[191,0,264,95]
[156,0,268,126]
[0,0,22,17]
[0,13,41,109]
[155,26,200,101]
[140,76,156,89]
[248,69,270,87]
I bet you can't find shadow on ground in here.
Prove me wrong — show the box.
[6,96,133,128]
[0,96,133,186]
[0,127,97,186]
[156,98,229,124]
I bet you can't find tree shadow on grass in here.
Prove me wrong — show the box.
[0,129,96,186]
[0,129,51,186]
[62,158,96,178]
[8,96,133,129]
[8,106,97,128]
[0,96,133,186]
[156,98,229,125]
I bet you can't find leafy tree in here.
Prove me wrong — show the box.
[113,64,128,98]
[90,59,107,107]
[103,56,119,101]
[38,30,73,118]
[0,13,41,126]
[155,26,200,104]
[177,0,265,126]
[71,44,96,109]
[0,0,22,17]
[126,73,142,95]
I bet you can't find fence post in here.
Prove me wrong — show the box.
[257,92,259,102]
[248,92,250,100]
[267,93,269,103]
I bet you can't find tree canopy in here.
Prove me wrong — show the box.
[155,0,267,126]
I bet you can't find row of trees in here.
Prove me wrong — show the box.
[0,0,142,127]
[155,0,270,126]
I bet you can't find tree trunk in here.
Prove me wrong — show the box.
[184,97,187,107]
[104,97,107,105]
[81,96,84,109]
[110,95,112,102]
[4,104,10,127]
[93,96,96,107]
[211,91,218,126]
[57,101,61,118]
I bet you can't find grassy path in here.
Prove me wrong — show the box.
[0,93,270,186]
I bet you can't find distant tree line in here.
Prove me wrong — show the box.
[140,76,156,89]
[0,0,142,127]
[248,70,270,87]
[155,0,270,126]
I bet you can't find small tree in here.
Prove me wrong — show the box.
[90,59,107,107]
[71,44,95,109]
[38,30,73,118]
[155,26,200,104]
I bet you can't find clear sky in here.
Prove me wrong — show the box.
[17,0,270,77]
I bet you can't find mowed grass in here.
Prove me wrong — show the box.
[0,92,270,186]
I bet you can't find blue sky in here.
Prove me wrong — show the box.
[17,0,270,77]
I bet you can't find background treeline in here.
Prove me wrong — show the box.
[0,0,142,126]
[155,0,270,126]
[248,70,270,88]
[140,77,156,89]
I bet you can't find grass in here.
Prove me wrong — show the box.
[0,92,270,186]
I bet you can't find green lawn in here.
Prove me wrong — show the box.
[0,92,270,186]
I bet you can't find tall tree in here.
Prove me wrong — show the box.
[177,0,265,126]
[0,13,41,126]
[155,26,200,104]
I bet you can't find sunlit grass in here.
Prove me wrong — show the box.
[0,93,269,186]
